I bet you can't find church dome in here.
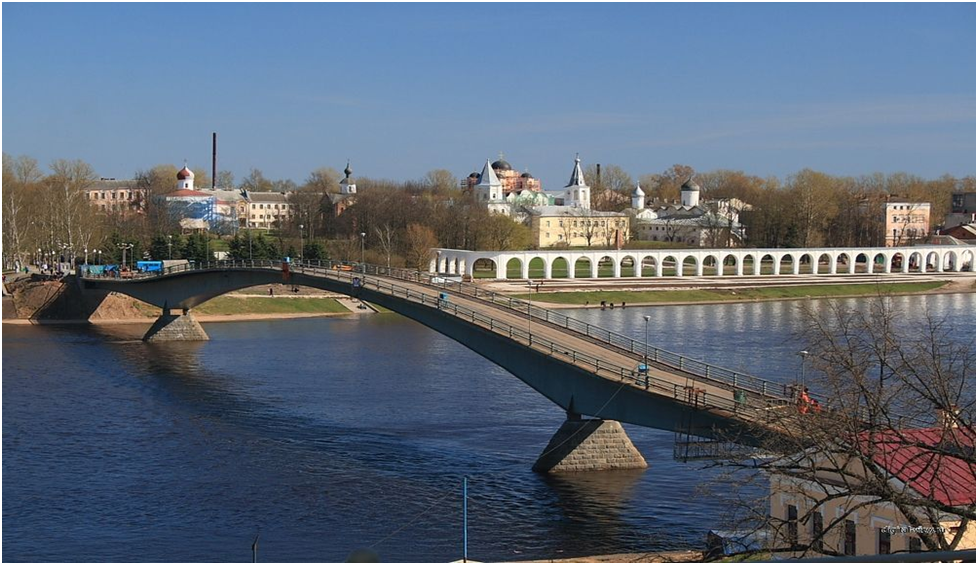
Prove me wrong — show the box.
[681,177,700,192]
[344,162,353,177]
[632,184,645,196]
[491,159,513,171]
[520,172,534,179]
[468,172,480,179]
[177,166,194,180]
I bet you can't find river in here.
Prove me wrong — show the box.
[2,293,974,562]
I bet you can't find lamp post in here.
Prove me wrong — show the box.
[97,250,102,265]
[167,235,173,260]
[84,248,89,265]
[360,232,366,266]
[117,242,133,271]
[299,224,304,262]
[797,350,810,388]
[643,315,652,383]
[527,279,534,339]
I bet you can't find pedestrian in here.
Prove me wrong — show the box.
[621,302,626,309]
[268,286,274,296]
[798,387,812,415]
[585,300,589,307]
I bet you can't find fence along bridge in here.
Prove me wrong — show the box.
[80,261,805,470]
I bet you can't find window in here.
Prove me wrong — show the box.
[811,512,823,552]
[878,527,891,554]
[908,537,921,553]
[786,505,798,548]
[843,520,856,556]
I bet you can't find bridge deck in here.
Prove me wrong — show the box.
[82,261,801,432]
[296,264,795,427]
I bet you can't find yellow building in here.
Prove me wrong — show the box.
[528,206,629,248]
[884,201,931,246]
[769,426,975,557]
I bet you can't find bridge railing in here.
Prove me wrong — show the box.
[348,263,794,402]
[291,262,794,421]
[79,259,795,421]
[79,259,794,401]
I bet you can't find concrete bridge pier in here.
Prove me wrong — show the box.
[143,308,209,342]
[532,416,648,474]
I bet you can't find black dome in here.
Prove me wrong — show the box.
[681,177,700,191]
[468,172,480,178]
[491,159,513,171]
[520,172,534,179]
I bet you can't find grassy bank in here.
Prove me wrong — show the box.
[192,296,348,315]
[512,281,948,305]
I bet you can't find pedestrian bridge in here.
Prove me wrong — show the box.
[79,261,833,461]
[432,244,974,279]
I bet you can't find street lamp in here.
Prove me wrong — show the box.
[84,248,89,265]
[299,224,304,262]
[360,232,366,266]
[797,350,810,388]
[167,235,173,260]
[117,242,134,271]
[643,315,652,386]
[527,279,534,339]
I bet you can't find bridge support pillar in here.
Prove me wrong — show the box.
[143,309,209,342]
[532,418,648,474]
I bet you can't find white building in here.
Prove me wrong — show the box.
[545,155,592,210]
[627,177,746,247]
[472,159,510,215]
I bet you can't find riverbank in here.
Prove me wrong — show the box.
[1,311,357,325]
[1,283,372,325]
[519,549,704,562]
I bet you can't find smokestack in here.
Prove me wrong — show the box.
[596,163,601,187]
[212,132,218,189]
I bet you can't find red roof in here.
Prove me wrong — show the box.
[177,166,194,179]
[857,427,975,507]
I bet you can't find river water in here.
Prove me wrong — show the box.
[3,293,974,562]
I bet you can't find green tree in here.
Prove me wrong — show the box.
[149,234,181,260]
[182,233,212,262]
[303,241,327,261]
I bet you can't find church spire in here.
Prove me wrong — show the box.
[566,154,587,188]
[477,158,502,187]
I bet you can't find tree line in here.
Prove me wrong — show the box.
[3,151,974,271]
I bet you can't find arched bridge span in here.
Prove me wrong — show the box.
[81,262,808,446]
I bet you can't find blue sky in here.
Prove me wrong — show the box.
[3,2,975,188]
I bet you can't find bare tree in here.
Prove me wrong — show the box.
[46,159,99,260]
[374,223,397,269]
[404,223,438,271]
[712,296,975,558]
[477,214,532,251]
[423,169,458,195]
[304,167,341,194]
